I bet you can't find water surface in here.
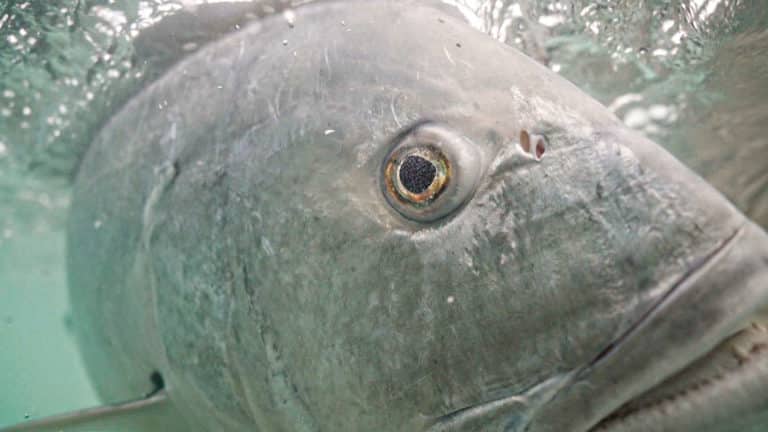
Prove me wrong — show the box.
[0,0,766,428]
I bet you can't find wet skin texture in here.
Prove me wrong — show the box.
[67,1,768,431]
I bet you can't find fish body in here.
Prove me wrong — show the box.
[33,1,768,431]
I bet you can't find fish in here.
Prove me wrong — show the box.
[2,1,767,431]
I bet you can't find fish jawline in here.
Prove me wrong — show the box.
[523,221,768,432]
[591,316,768,432]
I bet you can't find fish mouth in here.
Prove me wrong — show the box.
[576,222,768,432]
[521,221,768,432]
[590,315,768,431]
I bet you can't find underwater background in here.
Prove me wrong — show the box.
[0,0,766,428]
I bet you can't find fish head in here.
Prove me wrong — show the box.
[73,2,768,432]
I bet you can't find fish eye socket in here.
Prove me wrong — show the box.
[381,122,482,223]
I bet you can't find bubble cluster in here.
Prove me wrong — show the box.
[0,1,185,236]
[444,0,753,140]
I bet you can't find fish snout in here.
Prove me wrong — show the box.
[526,220,768,432]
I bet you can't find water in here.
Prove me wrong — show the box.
[0,0,766,428]
[448,0,768,226]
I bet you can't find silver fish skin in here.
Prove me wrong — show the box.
[61,1,768,432]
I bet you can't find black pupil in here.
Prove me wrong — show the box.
[399,155,437,194]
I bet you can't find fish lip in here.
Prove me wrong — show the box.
[579,226,744,376]
[578,227,746,425]
[523,221,768,432]
[590,317,768,431]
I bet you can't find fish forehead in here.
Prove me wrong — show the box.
[69,1,751,432]
[78,0,609,188]
[221,0,616,162]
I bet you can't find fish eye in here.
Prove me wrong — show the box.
[389,148,449,205]
[381,122,482,223]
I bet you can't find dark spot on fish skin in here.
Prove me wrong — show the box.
[146,371,165,397]
[456,42,462,48]
[486,129,502,146]
[62,313,73,330]
[535,139,546,159]
[596,182,604,199]
[438,18,445,23]
[242,265,254,296]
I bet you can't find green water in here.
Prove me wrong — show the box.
[0,231,98,423]
[0,0,169,423]
[0,0,766,429]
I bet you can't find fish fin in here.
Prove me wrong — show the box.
[0,391,171,432]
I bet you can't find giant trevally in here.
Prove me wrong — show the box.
[3,1,767,431]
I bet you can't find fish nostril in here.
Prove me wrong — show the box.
[535,137,546,159]
[519,129,546,160]
[520,129,532,153]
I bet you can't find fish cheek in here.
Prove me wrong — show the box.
[145,165,258,430]
[409,220,563,411]
[235,209,450,430]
